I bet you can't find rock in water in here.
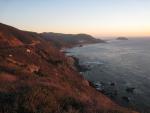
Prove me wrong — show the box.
[126,87,135,93]
[122,96,130,102]
[116,37,128,40]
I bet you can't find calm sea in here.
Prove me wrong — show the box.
[67,38,150,113]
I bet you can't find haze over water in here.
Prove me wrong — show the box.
[67,38,150,113]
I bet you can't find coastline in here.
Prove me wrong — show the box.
[65,40,150,113]
[65,44,140,113]
[0,22,139,113]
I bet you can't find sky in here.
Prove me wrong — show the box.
[0,0,150,38]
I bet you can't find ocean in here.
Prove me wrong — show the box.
[67,38,150,113]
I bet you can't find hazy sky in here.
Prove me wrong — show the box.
[0,0,150,37]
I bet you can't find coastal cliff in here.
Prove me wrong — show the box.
[0,23,138,113]
[40,32,105,48]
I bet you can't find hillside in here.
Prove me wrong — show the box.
[40,32,105,48]
[0,23,43,47]
[0,23,138,113]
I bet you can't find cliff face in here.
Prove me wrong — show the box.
[0,23,138,113]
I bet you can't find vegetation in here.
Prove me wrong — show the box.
[0,23,138,113]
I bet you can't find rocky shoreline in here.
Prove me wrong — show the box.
[68,54,137,111]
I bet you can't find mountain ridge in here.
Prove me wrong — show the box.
[40,32,105,48]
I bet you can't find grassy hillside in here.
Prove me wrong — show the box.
[0,23,138,113]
